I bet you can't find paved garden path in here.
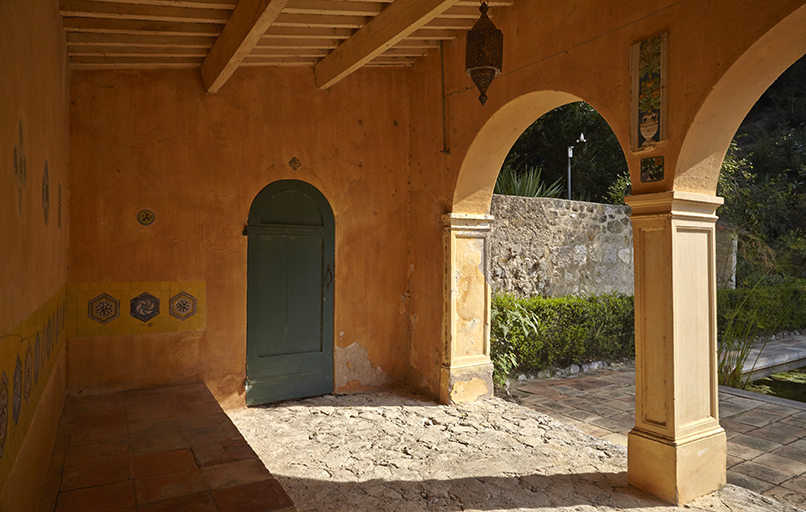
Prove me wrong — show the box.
[512,362,806,510]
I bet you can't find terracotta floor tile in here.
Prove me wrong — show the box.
[61,454,131,491]
[211,479,295,512]
[128,417,183,438]
[135,468,208,505]
[202,458,272,490]
[129,432,190,456]
[184,424,243,446]
[69,425,130,447]
[131,448,198,479]
[125,402,177,423]
[192,439,258,467]
[54,481,136,512]
[73,411,128,430]
[64,440,129,467]
[136,492,218,512]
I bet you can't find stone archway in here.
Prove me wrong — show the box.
[441,91,627,405]
[674,4,806,194]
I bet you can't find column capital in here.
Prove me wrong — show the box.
[625,191,723,220]
[442,213,494,230]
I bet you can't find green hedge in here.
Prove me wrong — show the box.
[717,280,806,336]
[490,293,635,383]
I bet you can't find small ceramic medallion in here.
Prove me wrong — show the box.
[131,292,160,322]
[137,209,155,226]
[169,291,197,321]
[88,293,120,324]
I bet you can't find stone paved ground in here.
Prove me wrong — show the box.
[510,363,806,511]
[229,391,803,512]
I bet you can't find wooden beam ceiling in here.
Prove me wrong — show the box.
[200,0,290,92]
[314,0,462,89]
[59,0,513,81]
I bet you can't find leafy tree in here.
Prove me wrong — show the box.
[717,54,806,283]
[501,102,628,203]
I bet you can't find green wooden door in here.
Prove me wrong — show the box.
[245,180,334,406]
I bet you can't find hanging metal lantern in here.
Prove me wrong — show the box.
[465,2,503,105]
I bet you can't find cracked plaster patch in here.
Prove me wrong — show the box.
[334,342,391,390]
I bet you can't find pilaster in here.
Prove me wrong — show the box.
[625,191,727,504]
[440,213,494,404]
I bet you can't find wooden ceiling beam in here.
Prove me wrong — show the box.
[272,14,369,29]
[70,55,204,66]
[59,0,230,23]
[63,17,223,35]
[256,37,341,48]
[283,0,384,17]
[200,0,290,93]
[314,0,462,89]
[261,26,353,38]
[67,32,217,47]
[68,45,210,56]
[89,0,238,9]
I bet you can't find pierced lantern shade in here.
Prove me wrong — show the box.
[465,2,503,105]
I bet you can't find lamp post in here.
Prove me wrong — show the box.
[567,132,586,200]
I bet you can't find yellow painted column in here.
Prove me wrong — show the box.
[625,191,727,504]
[440,213,494,404]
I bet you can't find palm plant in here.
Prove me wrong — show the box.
[494,166,564,198]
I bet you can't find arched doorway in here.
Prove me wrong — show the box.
[245,180,335,406]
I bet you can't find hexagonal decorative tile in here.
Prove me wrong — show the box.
[88,293,120,324]
[169,292,197,321]
[131,292,160,322]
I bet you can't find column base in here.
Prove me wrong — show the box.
[628,427,726,504]
[439,361,493,404]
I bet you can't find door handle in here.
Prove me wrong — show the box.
[325,265,333,290]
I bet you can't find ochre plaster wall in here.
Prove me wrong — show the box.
[0,0,70,508]
[442,0,806,215]
[68,67,412,405]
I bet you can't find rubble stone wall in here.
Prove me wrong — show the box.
[490,195,634,298]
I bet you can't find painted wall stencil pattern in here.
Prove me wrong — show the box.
[131,292,159,322]
[88,293,120,324]
[12,357,22,426]
[631,33,668,151]
[34,334,40,384]
[169,292,197,321]
[42,161,49,225]
[24,345,33,404]
[641,156,665,183]
[0,372,7,458]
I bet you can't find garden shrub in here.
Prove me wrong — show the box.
[490,293,635,384]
